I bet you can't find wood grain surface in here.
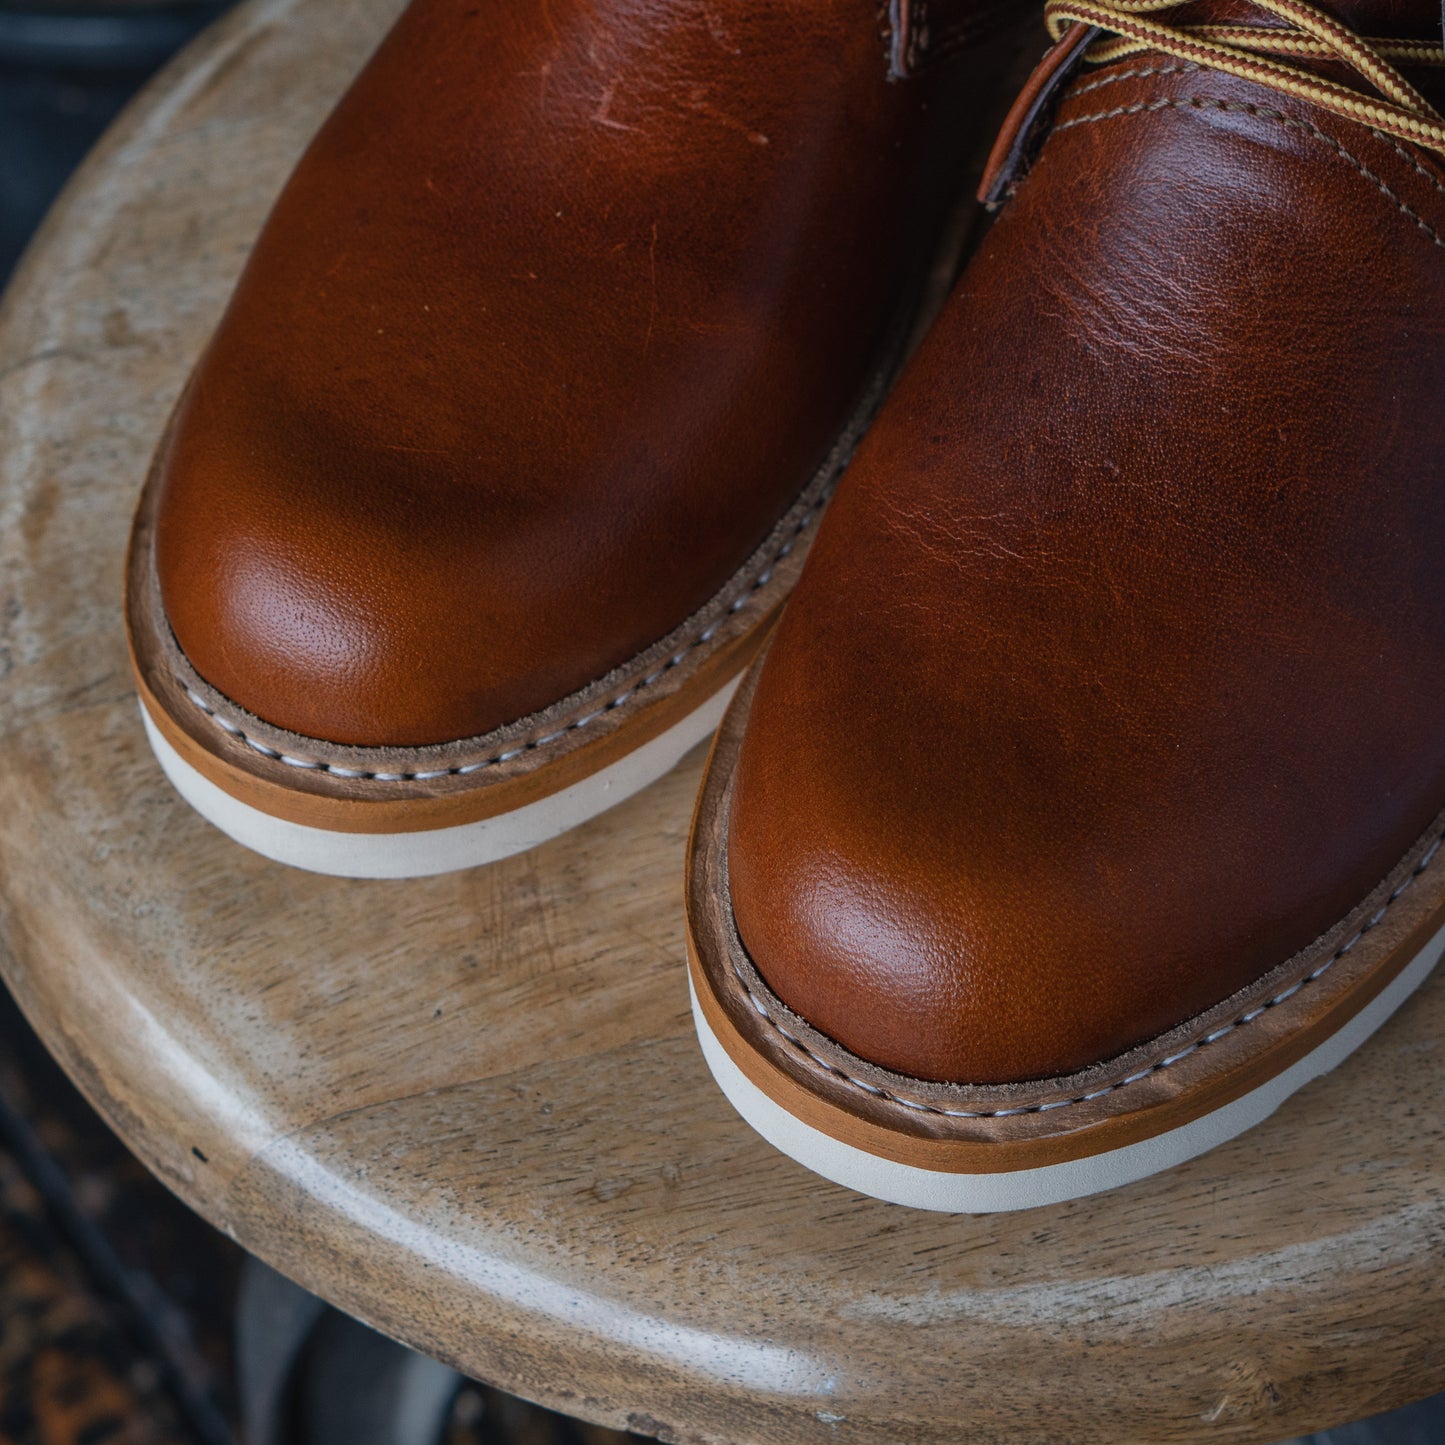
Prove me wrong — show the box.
[0,3,1442,1442]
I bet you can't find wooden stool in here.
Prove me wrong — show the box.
[1,2,1442,1439]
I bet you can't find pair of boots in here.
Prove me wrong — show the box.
[126,0,1445,1211]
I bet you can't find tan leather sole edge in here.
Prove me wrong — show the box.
[124,441,827,838]
[685,659,1445,1175]
[130,617,768,837]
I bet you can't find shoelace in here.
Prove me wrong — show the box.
[1042,0,1445,154]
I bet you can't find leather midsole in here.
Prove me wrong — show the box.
[131,620,766,836]
[685,909,1444,1173]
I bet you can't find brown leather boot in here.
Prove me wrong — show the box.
[125,0,1029,877]
[686,0,1445,1208]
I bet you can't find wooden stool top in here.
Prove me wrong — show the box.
[0,2,1440,1439]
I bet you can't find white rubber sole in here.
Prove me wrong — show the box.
[690,915,1445,1211]
[141,676,740,879]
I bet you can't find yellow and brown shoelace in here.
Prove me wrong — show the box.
[1042,0,1445,153]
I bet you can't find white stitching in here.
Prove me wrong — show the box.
[178,491,828,783]
[1053,95,1445,251]
[1066,61,1198,98]
[1368,127,1445,202]
[730,827,1445,1119]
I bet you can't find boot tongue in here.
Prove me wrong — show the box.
[1306,0,1439,31]
[1173,0,1445,110]
[1170,0,1442,37]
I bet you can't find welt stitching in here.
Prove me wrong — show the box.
[731,830,1444,1119]
[179,493,827,782]
[1054,96,1445,251]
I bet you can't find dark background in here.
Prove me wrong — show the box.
[0,2,233,285]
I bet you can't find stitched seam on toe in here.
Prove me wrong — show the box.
[175,492,826,782]
[1066,61,1198,98]
[729,830,1444,1119]
[1369,127,1445,200]
[1053,96,1445,250]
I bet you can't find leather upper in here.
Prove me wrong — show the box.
[728,0,1445,1084]
[153,0,1014,748]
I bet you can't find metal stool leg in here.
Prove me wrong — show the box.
[237,1256,462,1445]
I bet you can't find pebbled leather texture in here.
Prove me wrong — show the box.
[727,0,1445,1085]
[152,0,1019,749]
